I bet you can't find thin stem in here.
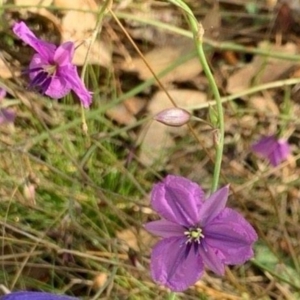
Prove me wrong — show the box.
[187,77,300,110]
[79,0,111,133]
[115,12,300,62]
[196,26,224,193]
[169,0,224,192]
[109,8,177,107]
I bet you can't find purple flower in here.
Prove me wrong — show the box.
[0,88,15,124]
[0,291,78,300]
[144,175,257,292]
[252,135,290,166]
[12,22,92,108]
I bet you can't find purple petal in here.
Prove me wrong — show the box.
[44,75,71,99]
[198,185,229,226]
[151,237,204,292]
[252,135,276,157]
[151,175,205,227]
[29,54,47,80]
[13,22,56,61]
[204,208,257,265]
[199,241,225,275]
[0,87,6,99]
[54,42,74,66]
[28,54,53,93]
[268,139,290,166]
[0,291,78,300]
[62,65,92,107]
[40,77,53,94]
[30,71,48,88]
[252,135,290,166]
[144,219,184,238]
[0,109,15,124]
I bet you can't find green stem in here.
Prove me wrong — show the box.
[168,292,177,300]
[187,77,300,110]
[169,0,224,193]
[114,12,300,62]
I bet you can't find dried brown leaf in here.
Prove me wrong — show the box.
[127,8,181,46]
[249,95,279,116]
[55,0,111,67]
[201,2,221,39]
[14,0,53,7]
[0,57,18,79]
[124,38,202,85]
[106,103,136,125]
[227,42,298,94]
[116,227,154,252]
[124,97,147,115]
[54,0,97,9]
[14,0,57,25]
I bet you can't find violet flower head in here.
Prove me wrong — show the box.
[0,291,79,300]
[12,22,92,108]
[0,88,15,124]
[144,175,257,292]
[252,135,290,167]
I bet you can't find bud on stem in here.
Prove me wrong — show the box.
[154,108,191,127]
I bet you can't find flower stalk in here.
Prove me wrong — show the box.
[163,1,226,297]
[168,0,225,193]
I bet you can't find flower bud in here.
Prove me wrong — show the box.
[154,108,191,127]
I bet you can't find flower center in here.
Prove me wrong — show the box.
[184,227,204,244]
[26,63,58,94]
[43,64,57,76]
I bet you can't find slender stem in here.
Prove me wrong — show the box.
[196,26,224,193]
[169,0,224,192]
[80,0,111,79]
[79,0,111,133]
[115,12,300,62]
[187,77,300,110]
[109,8,177,107]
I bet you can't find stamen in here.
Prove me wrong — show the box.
[184,227,204,244]
[44,64,57,75]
